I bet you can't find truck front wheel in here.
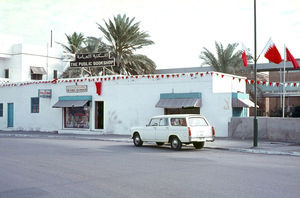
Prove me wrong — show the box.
[133,133,143,147]
[170,137,182,151]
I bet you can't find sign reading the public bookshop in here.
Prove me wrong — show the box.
[70,52,115,67]
[66,85,88,93]
[38,89,52,98]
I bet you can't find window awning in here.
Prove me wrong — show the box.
[232,98,258,108]
[31,66,47,75]
[52,100,89,108]
[52,95,92,108]
[155,92,202,108]
[155,98,201,108]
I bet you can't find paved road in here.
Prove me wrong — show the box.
[0,137,299,198]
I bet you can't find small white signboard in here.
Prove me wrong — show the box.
[66,85,88,93]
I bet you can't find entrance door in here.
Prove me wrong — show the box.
[7,103,14,127]
[95,101,104,129]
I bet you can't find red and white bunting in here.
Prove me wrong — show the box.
[1,72,300,89]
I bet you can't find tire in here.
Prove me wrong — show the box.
[133,133,143,147]
[156,142,164,146]
[193,142,205,149]
[170,137,182,150]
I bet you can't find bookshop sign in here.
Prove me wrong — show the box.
[70,52,115,67]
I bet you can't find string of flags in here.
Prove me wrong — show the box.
[0,71,299,88]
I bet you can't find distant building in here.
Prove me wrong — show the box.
[0,34,67,83]
[251,61,300,117]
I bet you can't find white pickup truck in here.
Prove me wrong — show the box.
[130,114,215,150]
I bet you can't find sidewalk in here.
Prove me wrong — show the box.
[1,130,300,156]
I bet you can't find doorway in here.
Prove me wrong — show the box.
[7,103,14,127]
[95,101,104,129]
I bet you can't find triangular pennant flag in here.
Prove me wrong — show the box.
[241,43,249,68]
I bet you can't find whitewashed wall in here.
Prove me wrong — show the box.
[0,38,65,82]
[0,72,246,137]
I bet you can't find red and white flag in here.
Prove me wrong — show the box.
[241,43,249,68]
[263,39,282,64]
[286,47,299,70]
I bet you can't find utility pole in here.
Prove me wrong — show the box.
[50,30,53,48]
[253,0,258,147]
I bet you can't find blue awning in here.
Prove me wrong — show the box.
[52,95,92,108]
[232,93,257,108]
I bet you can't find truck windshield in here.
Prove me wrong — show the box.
[188,117,208,126]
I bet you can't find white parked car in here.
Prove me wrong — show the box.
[130,114,215,150]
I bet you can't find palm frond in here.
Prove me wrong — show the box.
[97,14,155,74]
[200,41,254,76]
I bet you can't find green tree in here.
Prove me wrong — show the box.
[58,32,85,54]
[97,14,156,74]
[58,32,85,78]
[80,36,108,54]
[59,35,110,78]
[199,41,252,76]
[79,37,109,76]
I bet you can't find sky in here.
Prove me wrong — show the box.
[0,0,299,69]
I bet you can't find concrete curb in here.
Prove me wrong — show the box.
[205,147,300,156]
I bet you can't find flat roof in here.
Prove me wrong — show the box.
[249,61,300,72]
[155,66,212,74]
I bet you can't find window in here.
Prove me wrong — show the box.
[5,69,9,78]
[170,118,187,126]
[0,103,3,117]
[165,107,200,115]
[64,107,90,129]
[188,117,208,126]
[31,74,43,80]
[148,118,160,126]
[30,66,46,80]
[31,97,39,113]
[53,70,58,79]
[159,118,169,126]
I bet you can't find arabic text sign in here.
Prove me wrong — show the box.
[70,52,115,67]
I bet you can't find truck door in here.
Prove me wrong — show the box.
[155,118,169,142]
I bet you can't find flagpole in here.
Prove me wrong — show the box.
[253,0,258,147]
[282,45,286,118]
[256,38,271,61]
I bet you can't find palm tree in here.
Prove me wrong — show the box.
[199,41,252,76]
[97,14,156,74]
[58,32,85,78]
[79,37,109,76]
[58,32,85,54]
[80,36,108,54]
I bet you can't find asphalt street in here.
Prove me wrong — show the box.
[0,137,300,198]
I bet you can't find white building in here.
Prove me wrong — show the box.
[0,34,67,83]
[0,72,252,137]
